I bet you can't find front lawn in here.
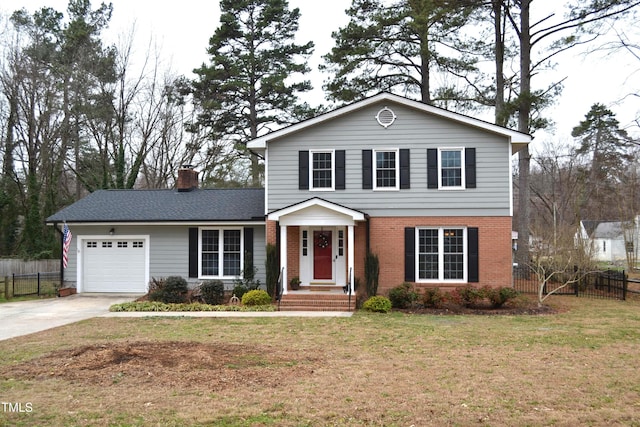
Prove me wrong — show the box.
[1,296,639,426]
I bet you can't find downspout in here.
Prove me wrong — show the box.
[53,222,64,290]
[365,215,370,253]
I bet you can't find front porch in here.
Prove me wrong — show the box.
[268,198,367,311]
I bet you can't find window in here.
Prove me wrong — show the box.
[200,229,243,278]
[374,149,399,189]
[311,150,334,190]
[439,148,464,188]
[117,241,128,248]
[302,230,308,256]
[86,241,97,248]
[417,228,466,282]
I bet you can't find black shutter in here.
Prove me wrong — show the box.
[362,150,373,189]
[336,150,346,190]
[468,227,479,283]
[405,227,416,282]
[244,228,254,266]
[427,148,438,189]
[188,227,198,278]
[465,148,476,189]
[299,151,309,190]
[399,148,410,189]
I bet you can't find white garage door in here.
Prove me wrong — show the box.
[82,239,147,293]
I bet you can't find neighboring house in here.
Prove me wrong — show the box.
[47,92,531,302]
[46,168,265,293]
[247,92,530,296]
[578,218,639,264]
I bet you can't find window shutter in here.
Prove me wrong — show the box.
[399,148,410,189]
[362,150,373,189]
[427,149,438,189]
[244,227,254,266]
[465,148,476,189]
[188,228,198,278]
[405,227,416,282]
[468,227,479,282]
[336,150,346,190]
[299,151,309,190]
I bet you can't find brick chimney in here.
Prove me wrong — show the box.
[177,165,199,192]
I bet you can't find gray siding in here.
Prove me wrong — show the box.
[61,224,266,290]
[267,102,512,217]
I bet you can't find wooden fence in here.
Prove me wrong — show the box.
[0,259,60,276]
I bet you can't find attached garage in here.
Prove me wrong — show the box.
[80,237,149,293]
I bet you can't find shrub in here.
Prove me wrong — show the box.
[450,285,483,308]
[388,282,418,309]
[232,283,249,300]
[265,244,278,298]
[484,286,519,308]
[241,289,272,306]
[149,276,188,304]
[362,296,392,313]
[200,280,225,305]
[364,252,380,296]
[422,287,445,308]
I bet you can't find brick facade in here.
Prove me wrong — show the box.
[268,216,512,295]
[369,216,513,294]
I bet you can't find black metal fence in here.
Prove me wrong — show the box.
[10,272,60,297]
[514,267,628,300]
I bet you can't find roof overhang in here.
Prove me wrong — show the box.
[248,92,532,153]
[268,198,366,226]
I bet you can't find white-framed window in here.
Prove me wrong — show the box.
[439,148,465,189]
[310,150,335,191]
[199,228,243,278]
[374,149,399,190]
[417,227,467,282]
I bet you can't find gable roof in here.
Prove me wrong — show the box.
[582,220,628,239]
[247,92,532,153]
[46,188,265,223]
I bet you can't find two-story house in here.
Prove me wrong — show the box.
[247,92,531,302]
[47,93,530,309]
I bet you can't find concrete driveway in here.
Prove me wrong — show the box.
[0,294,140,341]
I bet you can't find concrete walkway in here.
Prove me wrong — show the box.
[0,294,353,341]
[0,293,140,341]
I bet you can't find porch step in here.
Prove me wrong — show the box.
[279,292,356,312]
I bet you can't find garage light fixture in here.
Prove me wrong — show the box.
[109,228,115,235]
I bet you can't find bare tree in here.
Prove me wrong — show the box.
[529,222,596,307]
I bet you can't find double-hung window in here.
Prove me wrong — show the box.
[439,148,464,189]
[200,228,242,277]
[311,150,334,190]
[374,149,399,190]
[417,227,466,282]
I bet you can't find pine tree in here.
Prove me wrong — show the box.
[189,0,315,187]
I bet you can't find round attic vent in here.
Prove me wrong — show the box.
[376,106,396,128]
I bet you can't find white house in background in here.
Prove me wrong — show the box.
[578,217,640,264]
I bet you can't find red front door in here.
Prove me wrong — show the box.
[313,231,333,280]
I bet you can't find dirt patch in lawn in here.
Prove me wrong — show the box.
[5,341,321,391]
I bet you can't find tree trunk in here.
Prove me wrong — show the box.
[515,0,532,268]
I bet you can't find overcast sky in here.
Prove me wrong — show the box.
[2,0,638,147]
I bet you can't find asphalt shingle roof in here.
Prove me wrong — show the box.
[46,188,265,223]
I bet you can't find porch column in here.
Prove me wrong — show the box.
[348,224,355,293]
[280,225,288,295]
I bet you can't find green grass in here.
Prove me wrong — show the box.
[0,296,639,426]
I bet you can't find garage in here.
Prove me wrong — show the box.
[81,238,148,293]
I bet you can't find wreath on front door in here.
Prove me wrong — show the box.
[316,232,330,249]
